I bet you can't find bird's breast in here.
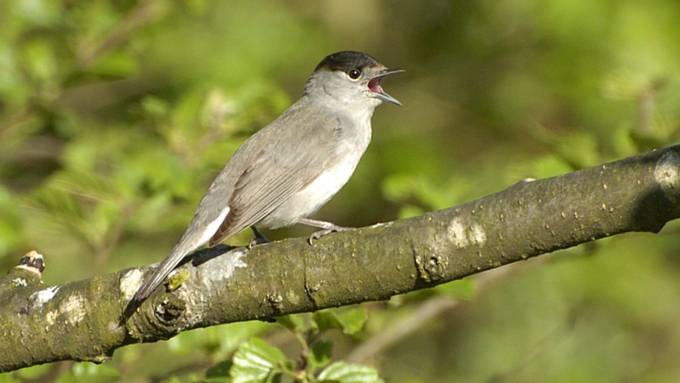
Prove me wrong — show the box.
[261,119,372,229]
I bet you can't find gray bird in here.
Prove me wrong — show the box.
[124,51,402,318]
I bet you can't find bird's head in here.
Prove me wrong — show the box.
[305,51,403,110]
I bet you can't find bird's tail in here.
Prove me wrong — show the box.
[121,242,193,321]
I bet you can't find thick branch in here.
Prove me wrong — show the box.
[2,145,680,372]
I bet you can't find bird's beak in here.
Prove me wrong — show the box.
[368,68,405,106]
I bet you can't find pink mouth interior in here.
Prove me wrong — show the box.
[368,78,383,94]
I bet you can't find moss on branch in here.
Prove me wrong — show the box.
[1,145,680,372]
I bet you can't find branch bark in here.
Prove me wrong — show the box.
[2,145,680,372]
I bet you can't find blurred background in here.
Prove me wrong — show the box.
[2,0,680,382]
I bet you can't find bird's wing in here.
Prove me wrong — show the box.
[122,105,342,320]
[208,108,343,245]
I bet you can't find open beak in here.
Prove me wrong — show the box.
[368,68,405,106]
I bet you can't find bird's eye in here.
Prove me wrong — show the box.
[348,68,361,79]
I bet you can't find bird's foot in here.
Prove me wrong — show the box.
[248,227,271,249]
[248,237,271,249]
[307,225,351,245]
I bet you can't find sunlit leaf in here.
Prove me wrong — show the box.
[317,361,384,383]
[229,338,289,383]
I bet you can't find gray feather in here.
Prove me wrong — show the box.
[123,100,343,318]
[209,103,343,244]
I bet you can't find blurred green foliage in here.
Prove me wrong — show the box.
[2,0,680,381]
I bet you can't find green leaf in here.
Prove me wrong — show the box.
[88,51,138,77]
[312,311,337,333]
[229,338,289,383]
[168,321,272,358]
[21,40,57,83]
[398,204,424,219]
[71,362,120,379]
[313,307,368,335]
[14,364,52,380]
[206,360,233,382]
[317,362,384,383]
[0,373,20,383]
[15,0,61,26]
[0,185,22,255]
[50,362,120,383]
[276,313,306,332]
[433,279,476,300]
[310,340,333,369]
[553,131,600,169]
[332,309,368,335]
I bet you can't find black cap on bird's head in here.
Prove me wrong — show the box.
[315,51,380,73]
[312,51,404,106]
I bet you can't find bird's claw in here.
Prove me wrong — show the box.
[248,227,270,249]
[248,237,269,250]
[247,239,257,250]
[307,226,350,245]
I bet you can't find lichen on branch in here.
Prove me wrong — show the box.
[1,145,680,372]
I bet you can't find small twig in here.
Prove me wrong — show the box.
[293,330,311,372]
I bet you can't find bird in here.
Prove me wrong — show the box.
[123,51,402,319]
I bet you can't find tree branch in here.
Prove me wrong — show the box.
[2,145,680,372]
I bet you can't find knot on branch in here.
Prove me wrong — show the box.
[266,292,285,315]
[17,251,45,275]
[155,295,186,324]
[1,251,46,302]
[413,246,448,283]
